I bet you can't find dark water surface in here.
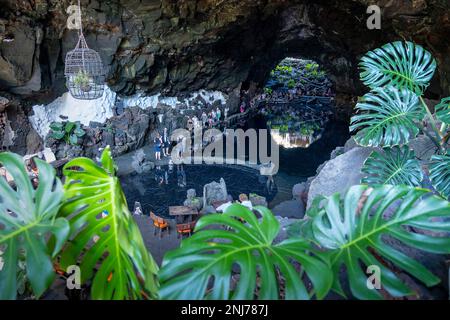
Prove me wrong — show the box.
[121,164,274,218]
[122,108,350,215]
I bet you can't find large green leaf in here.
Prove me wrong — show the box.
[308,184,450,300]
[59,147,159,300]
[429,153,450,199]
[350,86,424,147]
[0,153,69,299]
[159,204,333,300]
[49,122,64,132]
[49,131,65,140]
[65,121,75,134]
[435,97,450,124]
[359,41,436,95]
[361,146,423,186]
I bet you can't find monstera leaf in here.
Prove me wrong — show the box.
[0,153,69,299]
[359,41,436,95]
[429,153,450,199]
[59,147,159,300]
[350,86,424,147]
[435,97,450,124]
[361,146,423,186]
[308,184,450,300]
[159,204,333,300]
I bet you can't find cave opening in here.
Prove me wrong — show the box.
[238,57,350,206]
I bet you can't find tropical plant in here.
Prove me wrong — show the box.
[58,147,159,300]
[0,148,159,300]
[351,41,449,198]
[49,121,86,146]
[299,184,450,299]
[1,149,450,301]
[159,204,333,300]
[429,153,450,199]
[350,87,424,147]
[359,41,436,95]
[73,70,92,91]
[435,97,450,125]
[0,153,69,300]
[361,146,423,186]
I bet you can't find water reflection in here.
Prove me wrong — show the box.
[121,164,274,217]
[271,129,322,149]
[261,102,332,149]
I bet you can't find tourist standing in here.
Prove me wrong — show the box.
[216,107,222,121]
[163,127,170,157]
[240,102,245,113]
[201,111,208,128]
[187,116,194,132]
[211,109,217,125]
[192,116,199,129]
[154,134,163,160]
[208,112,214,128]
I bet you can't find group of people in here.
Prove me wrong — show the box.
[215,193,255,213]
[185,107,230,132]
[153,105,232,161]
[198,107,228,129]
[153,128,171,160]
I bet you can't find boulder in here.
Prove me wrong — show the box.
[272,200,305,219]
[184,189,203,211]
[292,182,307,201]
[131,149,155,173]
[249,193,268,207]
[186,188,196,200]
[409,134,437,162]
[203,178,228,209]
[307,147,373,209]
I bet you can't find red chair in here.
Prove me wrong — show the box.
[176,220,197,239]
[150,212,170,238]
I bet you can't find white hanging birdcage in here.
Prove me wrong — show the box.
[64,2,105,100]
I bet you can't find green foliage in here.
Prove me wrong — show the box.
[267,58,326,91]
[73,70,92,90]
[361,146,423,186]
[287,79,296,89]
[59,147,159,300]
[161,185,450,300]
[264,87,273,95]
[429,153,450,199]
[1,147,450,301]
[305,184,450,300]
[350,86,424,147]
[435,97,450,124]
[159,204,333,300]
[305,63,318,71]
[359,41,436,95]
[0,153,69,300]
[351,41,449,200]
[49,121,86,146]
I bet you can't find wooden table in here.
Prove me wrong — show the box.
[169,206,198,216]
[169,206,198,218]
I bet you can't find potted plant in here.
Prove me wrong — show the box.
[73,70,92,92]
